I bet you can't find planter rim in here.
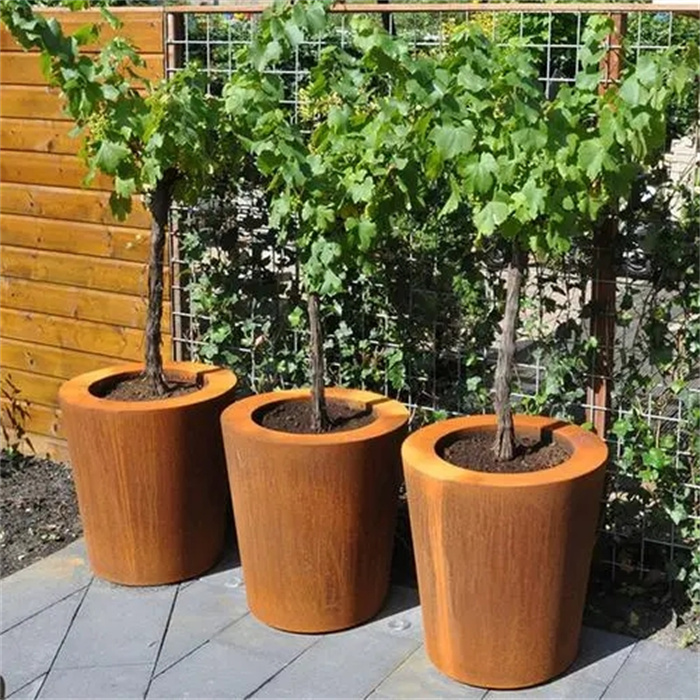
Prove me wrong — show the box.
[58,361,237,413]
[221,387,408,445]
[402,414,608,488]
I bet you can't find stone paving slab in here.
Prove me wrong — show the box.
[361,586,424,643]
[2,540,698,700]
[52,579,175,670]
[0,540,91,634]
[251,626,421,698]
[488,677,609,700]
[147,642,285,699]
[39,664,152,699]
[1,589,84,696]
[370,646,487,699]
[154,579,248,675]
[603,639,700,699]
[213,613,320,664]
[565,627,637,687]
[193,549,243,590]
[7,674,46,699]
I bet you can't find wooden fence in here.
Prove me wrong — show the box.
[0,8,167,461]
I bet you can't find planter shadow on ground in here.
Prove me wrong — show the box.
[193,520,242,584]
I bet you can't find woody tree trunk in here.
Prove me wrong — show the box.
[143,169,178,395]
[308,292,329,432]
[492,243,527,461]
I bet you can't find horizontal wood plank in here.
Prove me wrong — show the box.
[0,308,173,361]
[0,214,151,261]
[0,183,151,228]
[1,9,164,54]
[0,51,163,85]
[0,277,172,329]
[0,118,81,154]
[0,398,62,440]
[0,338,127,381]
[12,432,70,463]
[0,367,63,408]
[0,246,171,299]
[0,85,70,121]
[1,150,113,191]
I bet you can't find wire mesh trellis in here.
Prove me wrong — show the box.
[163,2,700,591]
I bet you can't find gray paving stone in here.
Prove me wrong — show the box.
[486,677,608,699]
[195,548,244,590]
[213,612,320,664]
[39,664,151,699]
[1,590,83,695]
[363,586,424,642]
[603,639,700,699]
[155,577,249,674]
[568,627,636,686]
[252,626,421,698]
[147,641,283,699]
[1,540,92,633]
[7,675,46,699]
[371,646,487,699]
[471,627,636,700]
[52,578,175,670]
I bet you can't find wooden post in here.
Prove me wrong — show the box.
[166,11,185,360]
[586,13,626,437]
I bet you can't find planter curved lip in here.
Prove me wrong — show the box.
[221,387,408,446]
[402,413,608,488]
[58,361,237,413]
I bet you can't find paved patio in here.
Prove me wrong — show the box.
[1,539,698,699]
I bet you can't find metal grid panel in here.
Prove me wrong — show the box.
[164,3,700,587]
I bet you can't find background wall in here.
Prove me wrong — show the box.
[0,7,168,461]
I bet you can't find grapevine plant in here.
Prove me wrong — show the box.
[416,17,698,460]
[0,0,224,394]
[220,0,431,431]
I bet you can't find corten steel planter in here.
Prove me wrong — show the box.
[220,387,409,633]
[402,414,608,689]
[59,361,237,586]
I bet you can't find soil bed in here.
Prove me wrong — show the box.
[1,451,82,577]
[93,373,199,402]
[441,430,571,473]
[257,398,375,434]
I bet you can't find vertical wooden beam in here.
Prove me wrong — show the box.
[586,13,626,437]
[166,11,185,361]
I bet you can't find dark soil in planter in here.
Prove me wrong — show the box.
[257,398,376,434]
[93,373,200,402]
[440,430,572,473]
[1,451,82,577]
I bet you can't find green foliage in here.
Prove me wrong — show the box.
[187,5,699,605]
[422,16,699,259]
[221,0,431,298]
[0,0,225,219]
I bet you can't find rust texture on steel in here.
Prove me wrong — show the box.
[59,362,237,585]
[403,415,608,688]
[221,388,409,633]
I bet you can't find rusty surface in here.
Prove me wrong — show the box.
[221,387,408,633]
[59,362,237,585]
[402,414,608,689]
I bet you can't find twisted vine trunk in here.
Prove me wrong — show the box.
[308,292,329,432]
[143,169,178,395]
[492,243,527,461]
